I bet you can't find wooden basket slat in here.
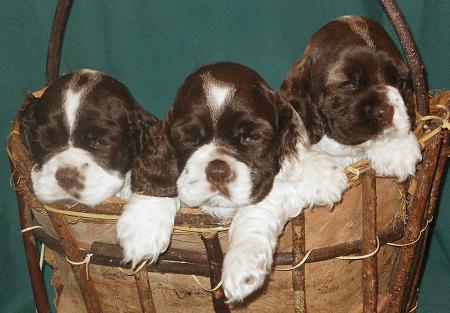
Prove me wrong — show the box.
[291,212,306,313]
[361,170,378,313]
[404,129,450,311]
[200,233,229,313]
[386,133,443,313]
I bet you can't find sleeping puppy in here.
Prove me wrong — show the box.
[280,16,422,181]
[19,69,179,267]
[164,62,348,302]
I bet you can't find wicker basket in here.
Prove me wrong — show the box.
[8,1,450,313]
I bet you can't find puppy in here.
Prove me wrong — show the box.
[19,69,179,267]
[165,62,348,302]
[280,16,422,181]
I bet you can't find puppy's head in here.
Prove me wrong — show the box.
[281,16,415,145]
[165,62,301,211]
[20,69,174,206]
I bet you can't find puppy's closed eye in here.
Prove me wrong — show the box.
[84,134,102,150]
[82,131,111,150]
[230,119,274,146]
[338,72,365,91]
[239,133,259,143]
[38,128,59,149]
[232,128,261,145]
[339,80,358,91]
[172,126,208,147]
[183,129,207,146]
[390,76,408,90]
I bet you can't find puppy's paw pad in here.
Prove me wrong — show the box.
[222,248,268,303]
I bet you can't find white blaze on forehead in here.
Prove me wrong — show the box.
[201,72,236,123]
[79,68,99,75]
[210,84,231,107]
[64,89,82,134]
[64,70,102,138]
[337,16,376,50]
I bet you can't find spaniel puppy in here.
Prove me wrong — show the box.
[165,62,348,302]
[19,69,179,267]
[280,16,421,181]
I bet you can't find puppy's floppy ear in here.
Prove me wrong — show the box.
[274,92,308,162]
[130,108,178,197]
[280,56,324,144]
[18,95,39,152]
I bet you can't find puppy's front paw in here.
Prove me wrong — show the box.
[115,171,132,200]
[200,205,236,218]
[222,245,269,303]
[368,132,422,181]
[116,195,179,268]
[300,152,349,206]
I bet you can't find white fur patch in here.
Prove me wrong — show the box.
[200,205,236,218]
[176,142,252,216]
[313,135,366,166]
[279,149,349,208]
[79,68,100,75]
[209,84,231,108]
[115,170,132,200]
[367,132,422,181]
[64,89,82,135]
[383,86,411,137]
[64,70,102,138]
[116,195,180,268]
[31,147,124,206]
[201,72,235,123]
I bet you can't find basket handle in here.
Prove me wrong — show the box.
[379,0,429,115]
[44,0,429,115]
[45,0,73,85]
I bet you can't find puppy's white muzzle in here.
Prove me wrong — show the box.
[31,147,125,206]
[176,142,252,212]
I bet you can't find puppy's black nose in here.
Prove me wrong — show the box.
[374,104,394,126]
[55,166,84,191]
[206,159,232,185]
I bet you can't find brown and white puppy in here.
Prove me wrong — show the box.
[19,69,179,267]
[280,16,421,181]
[163,62,348,302]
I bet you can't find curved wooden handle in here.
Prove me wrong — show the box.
[379,0,429,116]
[45,0,73,85]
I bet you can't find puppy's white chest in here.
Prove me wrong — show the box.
[313,136,366,166]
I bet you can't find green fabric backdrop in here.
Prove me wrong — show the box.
[1,1,448,312]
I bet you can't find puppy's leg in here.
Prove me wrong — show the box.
[200,205,236,219]
[295,149,349,206]
[221,149,347,302]
[367,132,422,181]
[115,171,133,200]
[222,201,291,303]
[116,195,180,268]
